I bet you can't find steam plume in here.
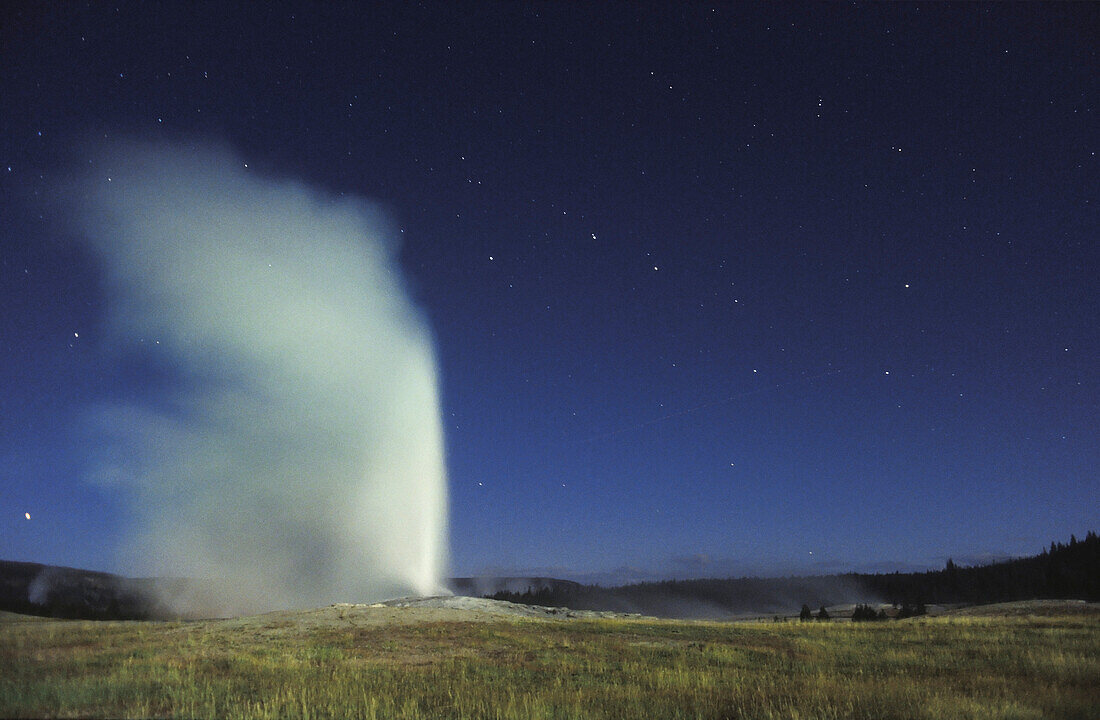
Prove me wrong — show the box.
[71,138,448,615]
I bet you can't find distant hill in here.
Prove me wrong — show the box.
[3,532,1095,620]
[488,532,1100,618]
[488,572,876,618]
[0,560,166,620]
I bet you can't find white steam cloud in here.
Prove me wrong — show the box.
[72,138,448,616]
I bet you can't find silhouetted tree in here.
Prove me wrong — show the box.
[817,605,830,621]
[852,604,883,621]
[800,604,813,621]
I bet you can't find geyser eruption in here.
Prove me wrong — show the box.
[70,138,448,615]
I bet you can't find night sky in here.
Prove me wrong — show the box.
[2,2,1096,583]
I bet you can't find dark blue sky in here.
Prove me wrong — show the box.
[2,2,1096,582]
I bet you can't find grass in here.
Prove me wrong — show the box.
[2,610,1097,719]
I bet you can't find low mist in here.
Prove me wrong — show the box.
[69,138,448,616]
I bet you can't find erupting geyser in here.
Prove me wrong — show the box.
[69,138,448,615]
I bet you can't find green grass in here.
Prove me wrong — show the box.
[2,611,1097,719]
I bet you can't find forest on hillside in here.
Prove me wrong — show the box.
[491,532,1100,618]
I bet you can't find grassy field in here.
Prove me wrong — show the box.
[2,605,1097,719]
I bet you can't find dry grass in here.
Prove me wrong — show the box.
[2,606,1097,719]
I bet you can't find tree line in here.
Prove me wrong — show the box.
[490,531,1099,617]
[857,531,1100,605]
